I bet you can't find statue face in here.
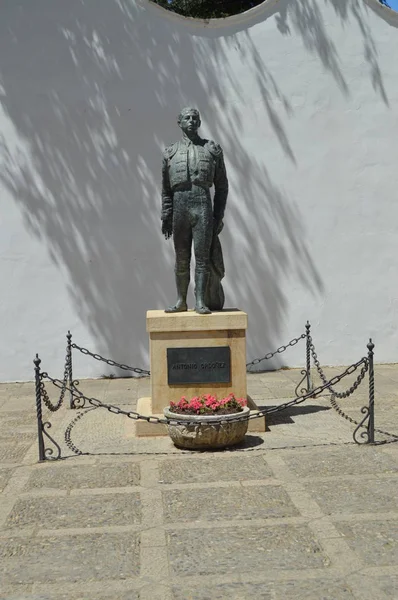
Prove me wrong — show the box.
[178,110,201,135]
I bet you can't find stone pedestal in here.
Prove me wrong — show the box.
[135,309,266,437]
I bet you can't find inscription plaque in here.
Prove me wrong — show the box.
[167,347,231,385]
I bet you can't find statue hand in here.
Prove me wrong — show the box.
[162,219,173,240]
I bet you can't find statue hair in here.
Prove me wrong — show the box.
[177,107,200,124]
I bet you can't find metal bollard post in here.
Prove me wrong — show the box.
[305,321,312,392]
[67,331,74,409]
[367,339,375,444]
[34,354,46,462]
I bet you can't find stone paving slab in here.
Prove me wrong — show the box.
[25,463,140,490]
[282,446,398,478]
[0,431,36,443]
[172,578,356,600]
[377,574,398,597]
[173,584,273,600]
[0,366,398,599]
[159,456,273,484]
[0,414,37,431]
[163,485,299,522]
[0,532,140,585]
[167,524,330,575]
[17,593,141,600]
[0,468,14,493]
[4,493,142,530]
[334,520,398,566]
[304,477,398,514]
[0,396,39,413]
[0,443,32,463]
[1,581,143,600]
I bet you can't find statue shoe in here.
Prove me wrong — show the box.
[165,301,188,313]
[194,303,211,315]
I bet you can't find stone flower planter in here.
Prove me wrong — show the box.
[163,405,250,450]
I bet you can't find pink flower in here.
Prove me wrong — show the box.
[177,397,188,410]
[190,400,202,412]
[170,393,245,414]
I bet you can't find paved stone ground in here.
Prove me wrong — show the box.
[0,365,398,599]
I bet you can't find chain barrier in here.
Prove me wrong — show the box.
[329,393,398,442]
[73,335,305,376]
[42,357,368,428]
[246,333,306,368]
[35,327,398,459]
[329,393,363,427]
[309,335,369,398]
[39,350,70,412]
[71,343,150,376]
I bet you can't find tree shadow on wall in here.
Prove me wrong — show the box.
[0,0,388,371]
[275,0,388,104]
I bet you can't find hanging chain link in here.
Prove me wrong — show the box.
[329,394,363,426]
[73,334,305,375]
[246,333,306,368]
[250,358,367,417]
[36,330,398,453]
[40,350,70,412]
[71,344,150,376]
[43,357,368,427]
[35,327,398,458]
[309,335,368,398]
[329,393,398,442]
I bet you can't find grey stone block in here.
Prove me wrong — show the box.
[1,593,140,600]
[283,446,398,478]
[334,520,398,566]
[377,574,398,597]
[5,493,142,529]
[0,443,32,463]
[0,468,14,492]
[159,456,273,484]
[172,583,272,600]
[163,485,299,522]
[0,414,37,432]
[172,579,355,600]
[0,532,140,584]
[304,478,398,514]
[167,524,329,575]
[26,463,140,490]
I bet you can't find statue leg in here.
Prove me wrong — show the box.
[194,271,211,315]
[205,235,225,311]
[192,200,213,315]
[165,271,190,313]
[165,205,192,313]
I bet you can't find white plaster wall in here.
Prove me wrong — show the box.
[0,0,397,381]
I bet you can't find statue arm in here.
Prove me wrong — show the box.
[161,155,173,239]
[213,153,228,231]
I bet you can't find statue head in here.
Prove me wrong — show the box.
[178,107,201,136]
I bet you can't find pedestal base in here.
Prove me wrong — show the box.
[135,397,167,438]
[133,309,267,439]
[134,396,266,438]
[147,309,248,414]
